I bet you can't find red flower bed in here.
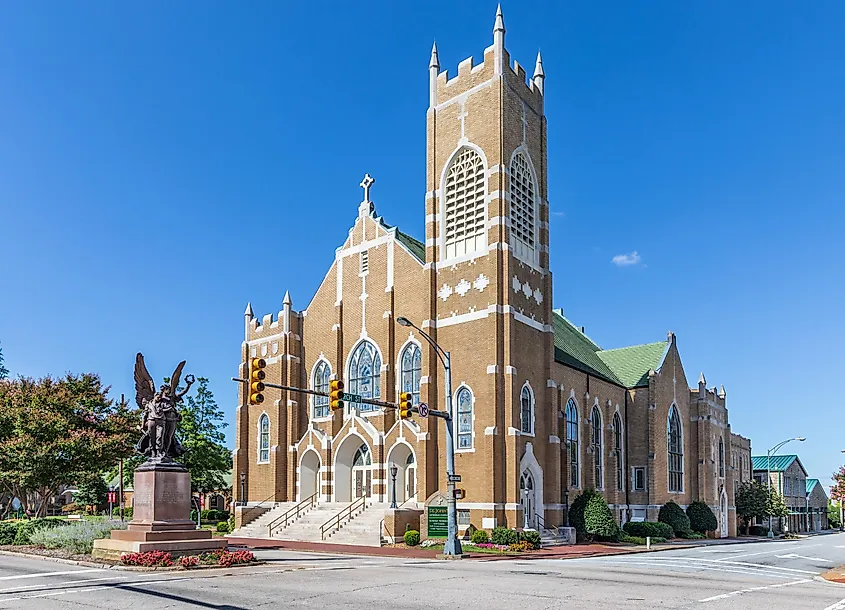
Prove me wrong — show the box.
[179,555,199,568]
[121,551,174,567]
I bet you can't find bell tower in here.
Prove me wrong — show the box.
[421,6,556,529]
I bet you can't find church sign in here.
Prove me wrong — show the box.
[427,505,448,538]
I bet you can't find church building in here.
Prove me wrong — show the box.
[233,7,747,541]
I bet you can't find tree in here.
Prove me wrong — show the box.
[829,500,841,529]
[177,378,230,493]
[584,494,620,541]
[832,466,845,504]
[0,374,139,516]
[569,488,601,535]
[686,500,718,533]
[0,341,8,380]
[74,473,108,509]
[736,480,788,529]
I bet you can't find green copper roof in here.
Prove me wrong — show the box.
[807,478,820,494]
[552,310,669,388]
[395,229,425,264]
[597,341,670,388]
[751,455,797,472]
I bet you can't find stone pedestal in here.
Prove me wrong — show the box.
[93,461,227,560]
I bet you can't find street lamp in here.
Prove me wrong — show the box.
[239,472,246,507]
[390,463,399,509]
[396,316,462,556]
[767,437,805,538]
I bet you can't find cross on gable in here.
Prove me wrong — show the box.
[360,173,375,203]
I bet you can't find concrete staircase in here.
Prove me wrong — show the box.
[230,502,297,538]
[324,502,389,547]
[268,502,351,542]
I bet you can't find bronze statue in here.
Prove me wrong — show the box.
[134,353,195,462]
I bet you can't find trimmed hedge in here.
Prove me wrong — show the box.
[404,529,420,546]
[686,501,718,533]
[216,521,230,533]
[470,529,489,544]
[749,525,769,537]
[620,535,667,545]
[520,530,542,549]
[0,521,20,545]
[491,526,519,545]
[201,509,229,522]
[569,488,601,535]
[658,501,691,535]
[622,521,674,540]
[676,529,706,540]
[584,494,619,541]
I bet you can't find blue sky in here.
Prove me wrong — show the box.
[1,2,843,490]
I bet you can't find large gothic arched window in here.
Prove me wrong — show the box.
[520,385,534,435]
[591,406,603,489]
[565,399,579,488]
[456,386,474,450]
[312,360,331,419]
[613,413,624,492]
[399,343,422,405]
[349,341,382,412]
[509,152,537,263]
[443,148,486,260]
[719,437,725,478]
[668,405,683,493]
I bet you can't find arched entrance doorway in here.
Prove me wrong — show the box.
[333,435,374,503]
[520,472,536,529]
[385,443,417,505]
[300,450,321,501]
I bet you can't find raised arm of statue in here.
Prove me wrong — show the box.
[176,374,195,399]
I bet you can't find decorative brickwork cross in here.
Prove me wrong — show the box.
[360,173,375,202]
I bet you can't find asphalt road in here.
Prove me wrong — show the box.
[2,533,845,609]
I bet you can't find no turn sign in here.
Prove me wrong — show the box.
[418,403,430,418]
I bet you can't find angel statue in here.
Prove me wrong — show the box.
[134,353,195,462]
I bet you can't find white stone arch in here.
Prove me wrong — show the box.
[332,431,374,503]
[438,142,490,264]
[508,145,540,267]
[256,411,270,464]
[385,439,417,505]
[520,442,544,528]
[395,335,423,400]
[310,357,332,420]
[344,338,385,415]
[519,381,535,436]
[298,448,321,502]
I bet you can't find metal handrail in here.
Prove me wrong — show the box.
[535,513,559,534]
[320,495,366,540]
[268,492,318,537]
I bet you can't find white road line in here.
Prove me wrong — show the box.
[698,579,812,602]
[664,557,820,575]
[0,575,194,604]
[0,569,104,581]
[822,598,845,610]
[580,559,796,580]
[0,575,126,593]
[722,543,817,561]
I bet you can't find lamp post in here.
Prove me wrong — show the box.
[239,472,246,507]
[390,463,398,509]
[839,450,845,532]
[397,316,462,556]
[767,437,805,539]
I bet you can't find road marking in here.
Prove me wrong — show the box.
[581,559,797,580]
[822,598,845,610]
[0,569,104,582]
[776,553,833,563]
[0,575,126,593]
[698,578,811,602]
[0,575,193,604]
[682,558,820,574]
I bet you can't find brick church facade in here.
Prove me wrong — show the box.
[233,7,748,538]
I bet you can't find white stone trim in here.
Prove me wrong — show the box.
[486,365,499,374]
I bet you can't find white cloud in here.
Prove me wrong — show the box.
[611,251,642,267]
[551,211,565,217]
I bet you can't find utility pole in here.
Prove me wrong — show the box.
[119,394,126,522]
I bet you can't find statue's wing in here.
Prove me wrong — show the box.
[170,360,186,396]
[134,353,155,408]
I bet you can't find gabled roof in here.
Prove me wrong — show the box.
[377,218,425,264]
[552,310,669,389]
[751,454,798,472]
[807,478,821,494]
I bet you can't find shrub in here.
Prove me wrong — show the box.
[29,520,127,555]
[13,518,65,546]
[584,495,620,541]
[749,525,769,536]
[122,550,174,567]
[404,530,420,546]
[686,501,718,533]
[619,535,667,545]
[658,501,691,536]
[470,529,490,544]
[491,526,518,546]
[0,521,21,545]
[190,509,198,522]
[121,507,133,520]
[676,530,705,540]
[216,521,230,533]
[622,521,674,540]
[569,488,601,535]
[520,529,542,549]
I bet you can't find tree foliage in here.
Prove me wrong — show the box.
[74,473,109,508]
[686,500,718,533]
[831,466,845,503]
[569,488,601,535]
[584,494,620,541]
[0,342,8,380]
[658,500,691,535]
[736,480,789,526]
[176,377,230,492]
[829,501,841,529]
[0,374,139,516]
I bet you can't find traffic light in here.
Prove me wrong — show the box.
[249,358,266,404]
[329,380,345,411]
[398,392,413,419]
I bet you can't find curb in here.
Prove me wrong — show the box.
[0,549,116,570]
